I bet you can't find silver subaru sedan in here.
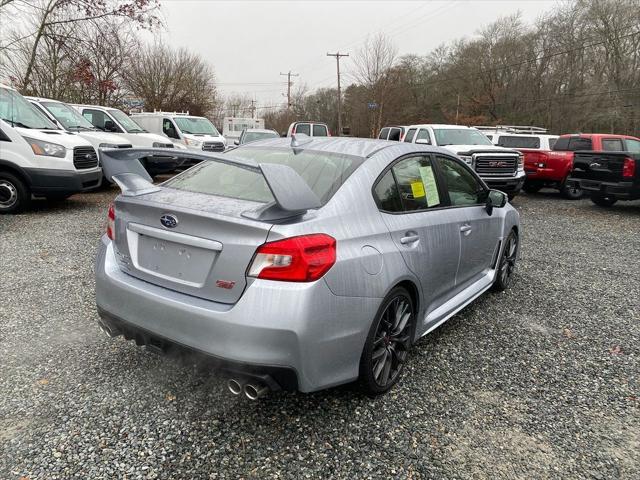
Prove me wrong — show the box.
[95,136,520,398]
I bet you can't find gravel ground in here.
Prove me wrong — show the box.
[0,187,638,479]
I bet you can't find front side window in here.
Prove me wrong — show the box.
[601,138,623,151]
[165,147,363,205]
[626,138,640,153]
[404,128,416,143]
[294,123,310,135]
[373,170,402,212]
[378,127,389,140]
[82,109,111,130]
[41,101,95,131]
[433,128,492,147]
[163,119,179,139]
[415,129,431,143]
[174,116,219,136]
[497,135,540,149]
[0,88,57,130]
[388,128,401,141]
[313,124,328,136]
[108,109,144,133]
[436,155,485,207]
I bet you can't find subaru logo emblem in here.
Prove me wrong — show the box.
[160,214,178,229]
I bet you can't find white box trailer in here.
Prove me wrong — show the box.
[223,117,265,141]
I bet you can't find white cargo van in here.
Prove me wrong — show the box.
[73,104,184,175]
[0,85,102,213]
[27,97,133,150]
[131,111,227,152]
[223,117,265,143]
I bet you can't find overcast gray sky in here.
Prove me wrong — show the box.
[159,0,558,109]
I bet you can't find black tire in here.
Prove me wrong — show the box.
[0,172,30,214]
[493,229,518,292]
[590,193,617,207]
[523,182,542,194]
[561,179,583,200]
[359,287,415,396]
[507,192,517,201]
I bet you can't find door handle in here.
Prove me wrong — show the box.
[460,224,472,236]
[400,234,420,245]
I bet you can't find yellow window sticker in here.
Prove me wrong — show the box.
[411,181,425,198]
[419,165,440,207]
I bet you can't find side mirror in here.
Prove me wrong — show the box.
[104,120,117,132]
[485,189,507,216]
[234,139,239,145]
[415,139,431,145]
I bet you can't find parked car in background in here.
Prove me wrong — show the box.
[234,128,279,145]
[403,124,525,199]
[131,111,227,153]
[286,121,330,137]
[535,133,639,200]
[378,126,408,142]
[0,85,101,213]
[95,136,519,397]
[27,97,133,151]
[569,135,640,207]
[223,117,265,144]
[73,104,182,175]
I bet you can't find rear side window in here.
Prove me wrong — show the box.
[166,147,363,205]
[497,135,540,149]
[626,139,640,153]
[294,123,310,135]
[548,138,557,150]
[553,137,592,151]
[388,128,401,141]
[601,138,624,151]
[378,127,389,140]
[312,124,328,136]
[404,128,417,143]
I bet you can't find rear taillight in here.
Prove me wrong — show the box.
[106,203,115,240]
[623,157,636,178]
[248,234,336,282]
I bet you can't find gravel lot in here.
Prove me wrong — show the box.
[0,187,638,479]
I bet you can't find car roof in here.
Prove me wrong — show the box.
[230,136,451,159]
[406,124,475,130]
[558,133,638,140]
[25,96,61,103]
[72,104,119,111]
[496,132,559,139]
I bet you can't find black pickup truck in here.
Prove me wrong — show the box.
[569,137,640,207]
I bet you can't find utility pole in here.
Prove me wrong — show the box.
[280,71,299,109]
[327,52,349,136]
[249,99,256,119]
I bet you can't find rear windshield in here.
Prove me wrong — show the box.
[164,147,364,205]
[497,135,540,149]
[553,137,592,151]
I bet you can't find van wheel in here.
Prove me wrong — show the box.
[0,172,30,214]
[359,287,415,396]
[561,180,583,200]
[591,193,617,207]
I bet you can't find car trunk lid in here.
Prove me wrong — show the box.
[113,188,272,304]
[572,151,629,182]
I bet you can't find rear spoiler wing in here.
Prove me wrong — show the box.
[100,148,322,217]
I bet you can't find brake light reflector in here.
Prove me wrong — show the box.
[248,234,336,282]
[106,203,115,240]
[623,157,635,178]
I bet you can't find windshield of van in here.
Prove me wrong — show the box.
[165,147,363,204]
[174,117,219,135]
[0,88,58,130]
[108,109,145,133]
[41,101,96,131]
[433,128,493,146]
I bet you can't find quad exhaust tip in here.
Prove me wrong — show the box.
[244,382,269,401]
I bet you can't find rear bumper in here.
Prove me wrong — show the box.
[26,167,102,194]
[95,237,381,392]
[570,178,640,200]
[482,172,525,194]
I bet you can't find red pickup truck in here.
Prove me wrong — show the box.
[523,133,638,200]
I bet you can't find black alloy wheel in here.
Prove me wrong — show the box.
[493,230,518,291]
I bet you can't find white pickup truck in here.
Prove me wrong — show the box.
[403,124,525,199]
